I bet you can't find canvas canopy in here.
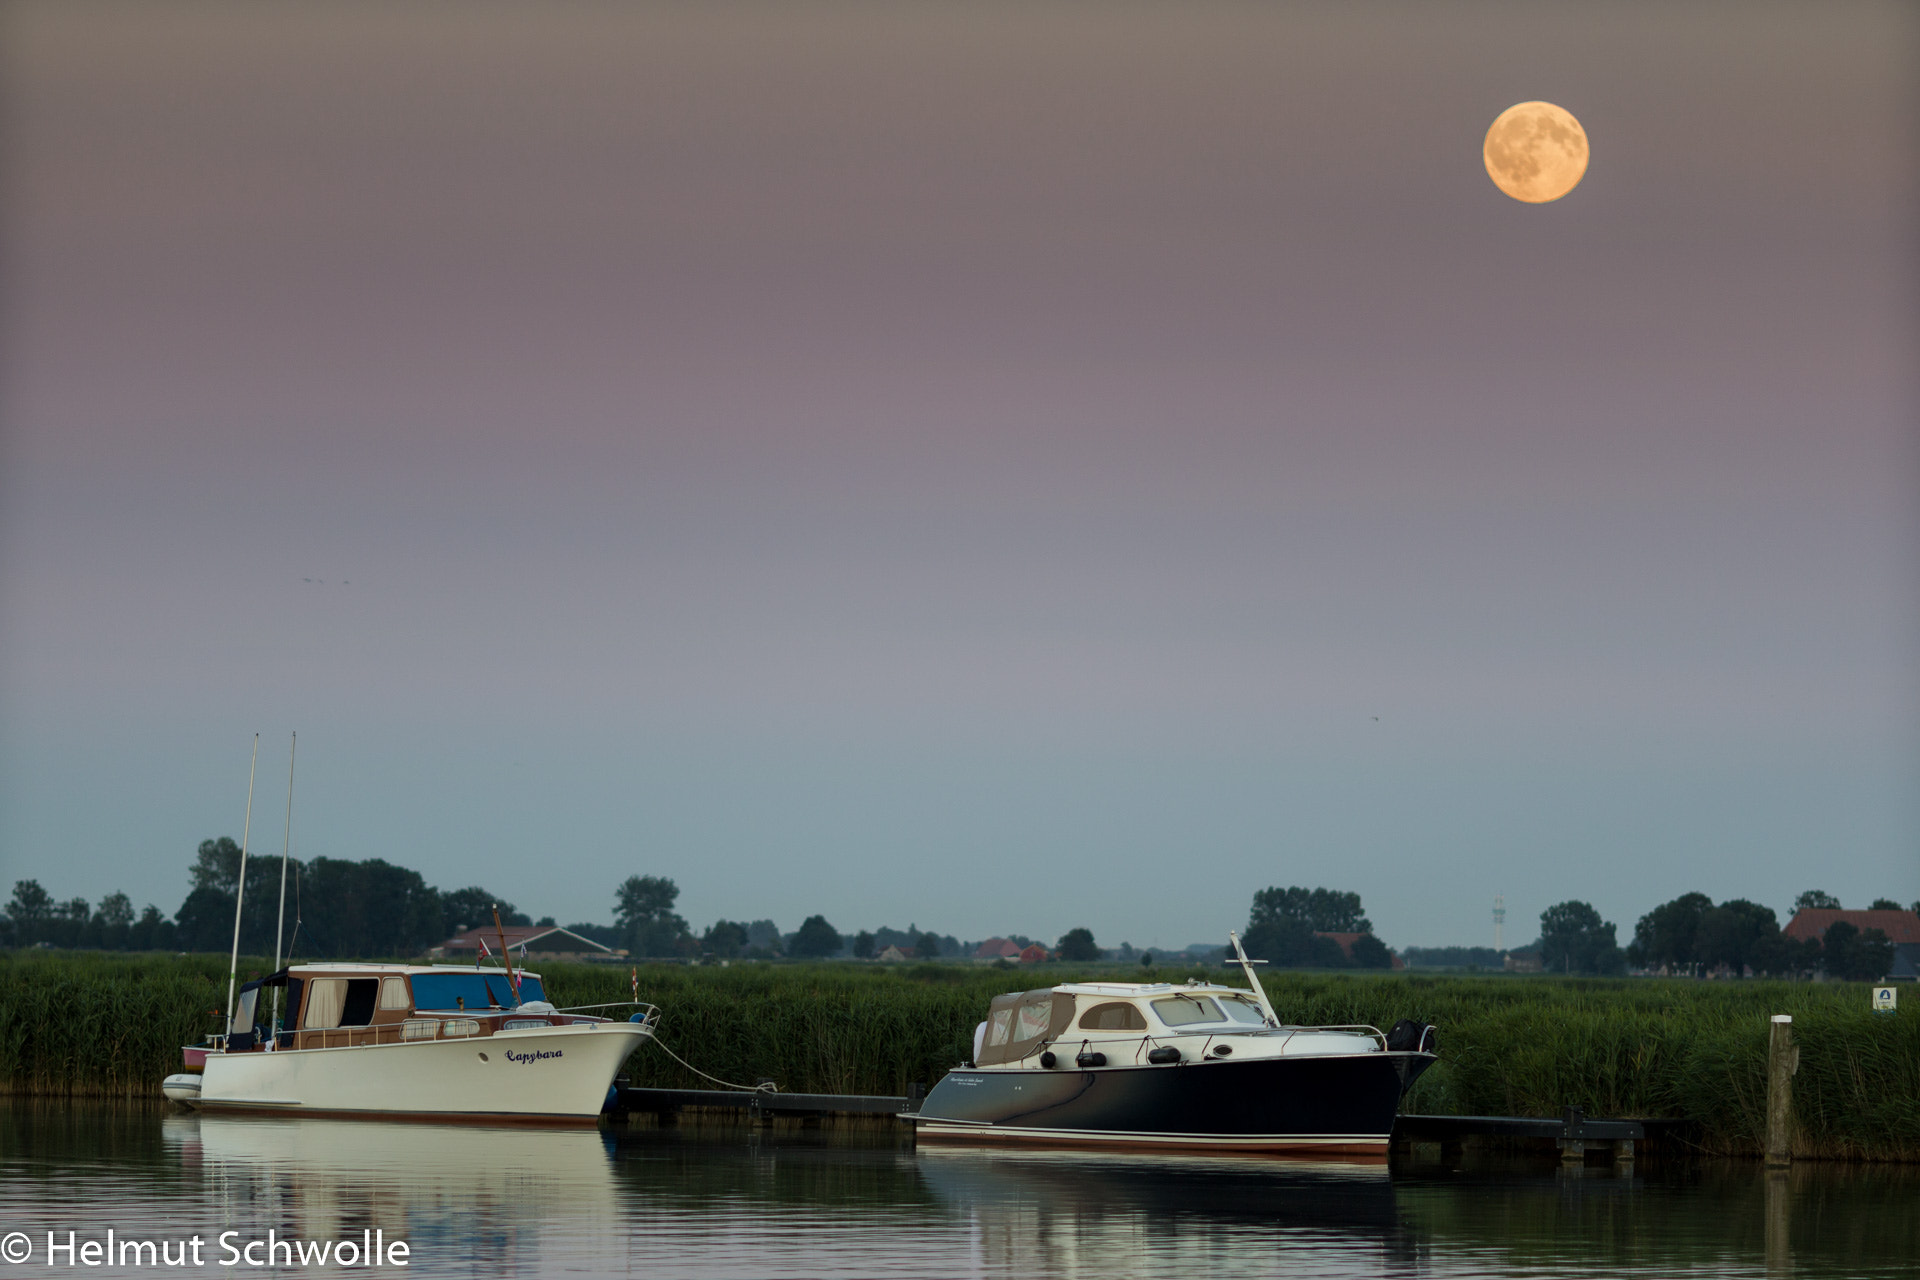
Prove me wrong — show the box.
[975,988,1077,1066]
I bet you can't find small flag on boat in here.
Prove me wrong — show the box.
[478,937,493,966]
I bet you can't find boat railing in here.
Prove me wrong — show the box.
[266,1010,645,1051]
[1297,1023,1388,1049]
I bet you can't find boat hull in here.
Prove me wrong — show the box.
[192,1022,650,1122]
[911,1052,1434,1155]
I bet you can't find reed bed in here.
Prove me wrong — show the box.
[5,952,1914,1160]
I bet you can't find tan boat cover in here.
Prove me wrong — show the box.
[975,988,1077,1065]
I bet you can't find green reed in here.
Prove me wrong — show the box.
[4,952,1914,1160]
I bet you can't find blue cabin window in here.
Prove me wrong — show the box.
[410,973,545,1010]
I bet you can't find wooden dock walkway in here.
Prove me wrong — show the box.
[612,1086,1665,1161]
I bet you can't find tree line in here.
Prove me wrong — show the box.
[5,843,1911,982]
[1244,885,1914,979]
[1,839,548,957]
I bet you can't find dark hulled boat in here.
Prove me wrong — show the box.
[908,934,1436,1155]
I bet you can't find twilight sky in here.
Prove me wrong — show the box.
[1,1,1914,952]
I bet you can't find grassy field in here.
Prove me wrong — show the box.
[3,950,1914,1161]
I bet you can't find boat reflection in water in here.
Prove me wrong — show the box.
[162,1112,618,1272]
[914,1146,1423,1275]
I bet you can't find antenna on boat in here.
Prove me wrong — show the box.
[1227,930,1282,1029]
[493,904,522,1007]
[223,734,260,1041]
[269,732,297,1033]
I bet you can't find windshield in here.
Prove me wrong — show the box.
[1220,995,1267,1025]
[1151,995,1224,1027]
[232,987,259,1035]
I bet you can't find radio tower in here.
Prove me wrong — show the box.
[1493,893,1506,952]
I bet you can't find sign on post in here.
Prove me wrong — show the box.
[1872,986,1897,1013]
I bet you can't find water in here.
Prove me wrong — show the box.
[2,1106,1915,1278]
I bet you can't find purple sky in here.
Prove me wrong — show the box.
[2,2,1915,951]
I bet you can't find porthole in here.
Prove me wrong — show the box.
[478,1052,490,1063]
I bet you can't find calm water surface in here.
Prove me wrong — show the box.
[1,1106,1915,1278]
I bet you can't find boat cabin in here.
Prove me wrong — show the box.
[973,981,1276,1065]
[223,962,582,1053]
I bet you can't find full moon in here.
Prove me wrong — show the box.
[1483,101,1588,203]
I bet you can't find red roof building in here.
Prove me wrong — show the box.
[1783,909,1920,946]
[972,938,1023,960]
[1018,944,1051,963]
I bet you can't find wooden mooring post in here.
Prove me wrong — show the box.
[1765,1014,1797,1168]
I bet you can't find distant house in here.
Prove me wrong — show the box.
[973,938,1023,961]
[433,924,618,961]
[1314,931,1407,970]
[1504,949,1543,974]
[1019,944,1050,964]
[875,945,911,963]
[1785,909,1920,980]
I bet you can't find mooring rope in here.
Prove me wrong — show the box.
[646,1033,779,1093]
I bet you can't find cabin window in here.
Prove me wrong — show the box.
[987,1008,1013,1047]
[1151,995,1224,1027]
[303,979,345,1029]
[1078,1001,1148,1031]
[338,979,379,1026]
[379,977,411,1011]
[440,1019,480,1038]
[402,1020,439,1041]
[1220,996,1267,1025]
[303,977,378,1028]
[1015,1002,1051,1041]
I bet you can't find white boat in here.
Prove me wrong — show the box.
[166,962,654,1122]
[907,932,1437,1155]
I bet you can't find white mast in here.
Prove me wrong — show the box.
[222,734,259,1040]
[270,731,297,1033]
[1494,892,1506,953]
[1227,930,1281,1028]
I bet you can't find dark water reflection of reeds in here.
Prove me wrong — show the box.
[2,1104,1916,1278]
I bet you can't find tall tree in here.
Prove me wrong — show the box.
[1243,885,1374,966]
[1628,892,1713,972]
[1249,886,1371,933]
[8,880,52,920]
[1694,899,1780,973]
[299,858,444,958]
[614,875,690,957]
[440,886,530,934]
[1349,933,1393,969]
[178,838,305,956]
[790,915,842,959]
[1820,921,1894,982]
[1538,900,1625,975]
[1793,890,1842,911]
[702,920,749,958]
[851,929,876,960]
[1056,927,1100,961]
[745,920,783,955]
